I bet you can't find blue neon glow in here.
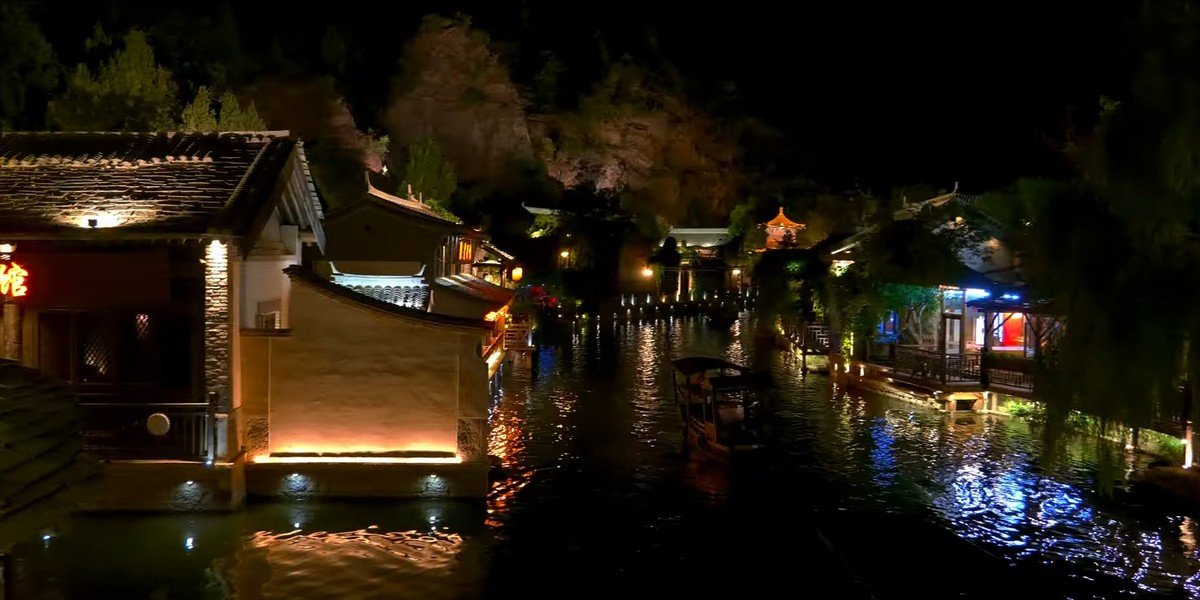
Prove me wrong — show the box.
[1001,293,1020,301]
[965,288,991,301]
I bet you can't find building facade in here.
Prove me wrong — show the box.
[0,132,495,508]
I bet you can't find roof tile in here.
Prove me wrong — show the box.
[0,131,298,237]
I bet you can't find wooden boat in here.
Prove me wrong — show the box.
[670,357,770,459]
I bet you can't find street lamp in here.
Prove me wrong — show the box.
[559,250,570,259]
[641,266,654,278]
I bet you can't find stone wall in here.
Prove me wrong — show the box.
[204,240,232,411]
[79,460,245,512]
[205,240,237,460]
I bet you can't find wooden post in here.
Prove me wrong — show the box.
[960,291,968,356]
[937,288,946,353]
[981,310,993,388]
[1,303,19,361]
[800,325,808,375]
[1186,421,1194,469]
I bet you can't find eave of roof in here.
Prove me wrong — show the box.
[0,131,300,246]
[434,273,515,308]
[284,265,490,331]
[763,207,804,229]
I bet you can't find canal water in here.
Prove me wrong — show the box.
[10,316,1200,598]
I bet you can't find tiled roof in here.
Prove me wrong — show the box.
[434,273,515,309]
[284,266,489,330]
[344,284,429,310]
[763,207,804,229]
[0,131,302,238]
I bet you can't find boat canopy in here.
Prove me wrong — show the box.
[709,372,772,392]
[671,356,749,376]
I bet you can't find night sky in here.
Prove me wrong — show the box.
[28,0,1136,192]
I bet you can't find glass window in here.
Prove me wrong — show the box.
[942,288,964,314]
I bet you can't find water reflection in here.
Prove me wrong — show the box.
[12,314,1200,598]
[13,501,486,600]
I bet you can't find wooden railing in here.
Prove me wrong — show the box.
[894,346,981,385]
[81,403,211,461]
[985,367,1034,391]
[981,354,1035,392]
[483,330,505,359]
[504,320,533,349]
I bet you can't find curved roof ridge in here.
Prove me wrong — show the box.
[285,265,489,331]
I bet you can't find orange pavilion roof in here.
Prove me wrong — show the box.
[764,207,804,229]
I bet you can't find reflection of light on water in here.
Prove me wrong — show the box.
[1181,517,1197,553]
[487,468,535,530]
[223,528,466,598]
[488,394,526,465]
[869,418,896,488]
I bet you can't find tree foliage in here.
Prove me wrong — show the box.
[541,65,742,226]
[179,86,218,130]
[385,17,533,189]
[49,29,178,131]
[0,3,57,130]
[401,136,458,211]
[180,86,266,131]
[989,1,1200,433]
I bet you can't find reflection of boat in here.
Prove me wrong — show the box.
[704,305,739,329]
[670,357,770,459]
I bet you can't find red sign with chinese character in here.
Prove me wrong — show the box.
[0,262,28,298]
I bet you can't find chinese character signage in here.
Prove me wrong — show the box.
[0,262,28,298]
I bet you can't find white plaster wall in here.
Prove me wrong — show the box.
[456,336,488,420]
[241,211,302,330]
[268,284,473,455]
[428,288,491,320]
[241,258,296,328]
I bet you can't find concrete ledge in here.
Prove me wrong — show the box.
[77,459,245,512]
[245,461,488,500]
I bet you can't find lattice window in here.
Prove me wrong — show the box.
[77,315,113,383]
[135,313,151,340]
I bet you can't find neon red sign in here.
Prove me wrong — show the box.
[0,262,28,298]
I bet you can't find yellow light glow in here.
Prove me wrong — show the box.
[486,346,504,377]
[0,262,29,298]
[76,213,125,229]
[559,250,570,258]
[510,266,523,282]
[641,266,654,278]
[732,268,741,276]
[252,455,462,464]
[0,244,13,254]
[484,311,499,321]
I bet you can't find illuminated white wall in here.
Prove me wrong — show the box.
[257,282,488,458]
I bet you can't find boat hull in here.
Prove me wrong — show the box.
[682,420,764,460]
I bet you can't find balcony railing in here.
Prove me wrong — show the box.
[894,346,981,385]
[81,403,211,461]
[985,367,1034,391]
[981,354,1035,392]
